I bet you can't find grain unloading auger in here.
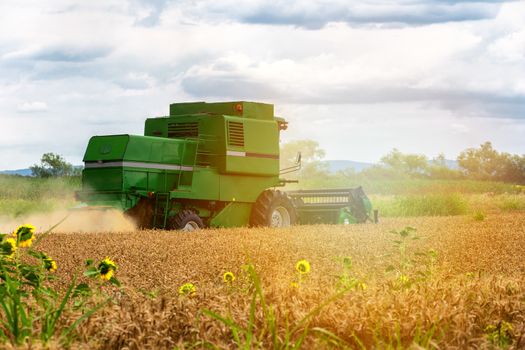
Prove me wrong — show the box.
[75,101,376,230]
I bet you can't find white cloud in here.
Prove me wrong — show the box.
[488,29,525,62]
[16,101,48,113]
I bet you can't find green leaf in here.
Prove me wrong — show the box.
[83,267,99,277]
[312,327,349,348]
[22,271,40,286]
[72,283,91,298]
[109,277,121,287]
[61,299,111,346]
[27,250,46,259]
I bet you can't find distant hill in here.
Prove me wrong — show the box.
[0,168,33,176]
[441,159,459,170]
[1,160,458,176]
[0,165,85,177]
[323,160,375,173]
[322,159,458,173]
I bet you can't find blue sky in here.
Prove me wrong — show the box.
[0,0,524,169]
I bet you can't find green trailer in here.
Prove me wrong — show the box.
[76,101,375,230]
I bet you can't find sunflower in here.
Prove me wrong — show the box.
[398,274,410,284]
[358,282,368,290]
[0,237,17,258]
[13,224,35,248]
[295,259,311,274]
[179,283,196,296]
[223,271,235,284]
[97,257,117,281]
[43,254,57,273]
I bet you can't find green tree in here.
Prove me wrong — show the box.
[502,154,525,183]
[457,142,525,183]
[428,153,463,180]
[280,140,328,178]
[30,153,75,178]
[380,148,429,176]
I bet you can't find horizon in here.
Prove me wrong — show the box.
[1,156,461,173]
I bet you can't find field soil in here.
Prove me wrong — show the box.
[24,213,525,349]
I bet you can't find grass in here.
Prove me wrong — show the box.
[498,195,525,211]
[370,192,525,217]
[289,177,520,195]
[0,175,79,217]
[1,174,524,219]
[0,175,80,199]
[371,193,469,217]
[8,212,521,349]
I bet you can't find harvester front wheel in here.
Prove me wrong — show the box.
[250,190,296,228]
[170,210,204,231]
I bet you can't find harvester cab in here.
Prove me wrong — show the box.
[76,101,375,230]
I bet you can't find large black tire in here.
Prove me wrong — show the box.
[250,190,297,227]
[169,210,204,231]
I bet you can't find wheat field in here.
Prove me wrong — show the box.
[10,212,520,349]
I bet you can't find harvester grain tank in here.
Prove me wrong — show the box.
[76,101,375,230]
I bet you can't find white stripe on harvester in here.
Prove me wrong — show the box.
[84,161,193,171]
[226,151,246,157]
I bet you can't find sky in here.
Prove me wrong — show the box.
[0,0,524,169]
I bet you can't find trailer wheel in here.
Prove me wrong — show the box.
[170,210,204,231]
[250,190,296,227]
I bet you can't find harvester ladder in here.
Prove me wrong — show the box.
[153,192,170,229]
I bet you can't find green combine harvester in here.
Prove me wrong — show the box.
[76,101,376,230]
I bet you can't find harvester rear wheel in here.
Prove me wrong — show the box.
[250,190,296,227]
[170,210,204,231]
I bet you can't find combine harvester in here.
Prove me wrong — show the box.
[76,101,377,230]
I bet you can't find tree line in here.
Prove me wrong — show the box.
[281,140,525,184]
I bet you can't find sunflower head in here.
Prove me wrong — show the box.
[295,259,311,274]
[97,257,117,281]
[0,237,17,258]
[178,283,196,297]
[43,256,57,273]
[398,274,410,285]
[13,224,35,248]
[223,271,235,284]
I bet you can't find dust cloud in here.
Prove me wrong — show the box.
[0,209,137,234]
